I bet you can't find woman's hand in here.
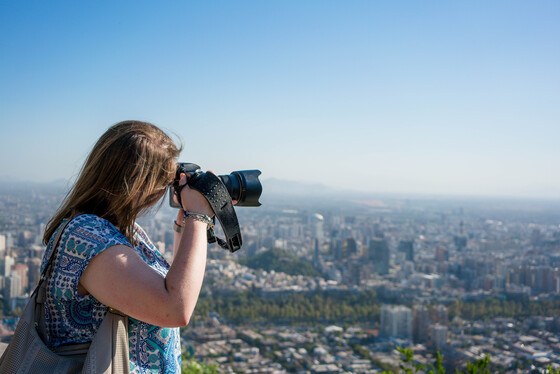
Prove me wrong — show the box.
[177,173,214,217]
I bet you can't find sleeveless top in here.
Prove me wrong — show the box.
[41,214,181,373]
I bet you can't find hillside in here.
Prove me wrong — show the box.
[239,248,322,278]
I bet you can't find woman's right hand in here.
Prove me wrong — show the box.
[177,173,214,217]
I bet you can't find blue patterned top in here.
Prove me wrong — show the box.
[41,214,182,373]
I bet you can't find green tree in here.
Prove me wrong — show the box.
[380,347,491,374]
[181,354,219,374]
[458,355,490,374]
[239,248,322,277]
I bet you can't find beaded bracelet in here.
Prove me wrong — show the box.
[182,211,214,229]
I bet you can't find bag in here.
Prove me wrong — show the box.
[0,219,130,374]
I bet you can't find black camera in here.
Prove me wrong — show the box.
[169,163,262,208]
[169,163,262,252]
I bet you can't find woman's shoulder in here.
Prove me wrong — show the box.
[67,214,130,247]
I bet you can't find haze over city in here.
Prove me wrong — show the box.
[1,1,559,199]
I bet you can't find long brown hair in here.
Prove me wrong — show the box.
[43,120,182,244]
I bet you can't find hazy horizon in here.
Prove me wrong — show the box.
[1,1,559,199]
[2,175,560,205]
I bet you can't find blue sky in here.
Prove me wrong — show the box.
[1,1,559,198]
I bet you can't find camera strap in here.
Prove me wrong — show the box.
[185,172,242,252]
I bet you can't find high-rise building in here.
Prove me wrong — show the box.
[0,255,15,277]
[4,273,22,300]
[412,305,430,343]
[369,237,390,275]
[308,213,324,242]
[313,238,321,268]
[381,304,412,340]
[341,238,358,258]
[430,305,448,326]
[11,263,29,292]
[398,240,414,262]
[431,324,448,349]
[347,261,362,286]
[27,257,42,289]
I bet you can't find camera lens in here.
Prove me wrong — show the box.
[219,170,262,207]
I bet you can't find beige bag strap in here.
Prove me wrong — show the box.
[82,309,129,374]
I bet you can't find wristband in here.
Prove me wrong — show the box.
[173,220,183,234]
[182,211,214,228]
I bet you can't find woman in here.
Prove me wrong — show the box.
[41,120,214,373]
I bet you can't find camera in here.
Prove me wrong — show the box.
[169,163,262,208]
[169,163,261,252]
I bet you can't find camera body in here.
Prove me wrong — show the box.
[169,163,262,208]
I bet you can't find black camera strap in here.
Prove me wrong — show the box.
[185,172,242,252]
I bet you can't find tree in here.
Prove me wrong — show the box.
[181,354,219,374]
[379,346,490,374]
[383,346,444,374]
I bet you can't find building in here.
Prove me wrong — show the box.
[431,305,448,326]
[27,257,42,289]
[435,247,449,262]
[430,324,448,350]
[4,274,22,301]
[308,213,324,242]
[11,263,29,293]
[369,237,390,275]
[398,240,414,262]
[380,304,412,340]
[412,305,430,343]
[341,238,358,258]
[0,256,15,277]
[454,235,467,251]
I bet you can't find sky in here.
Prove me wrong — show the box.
[1,1,559,199]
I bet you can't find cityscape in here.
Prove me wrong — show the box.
[1,1,558,373]
[1,180,560,373]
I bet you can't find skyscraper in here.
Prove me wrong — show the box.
[4,273,22,301]
[341,238,358,258]
[27,257,42,290]
[412,305,430,343]
[308,213,324,242]
[369,237,390,275]
[0,255,14,277]
[398,240,414,262]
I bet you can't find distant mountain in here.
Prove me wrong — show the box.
[261,178,341,197]
[261,178,410,200]
[0,178,70,194]
[260,178,380,207]
[239,248,322,278]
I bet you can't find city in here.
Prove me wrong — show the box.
[1,180,560,373]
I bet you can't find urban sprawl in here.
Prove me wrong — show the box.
[1,183,560,373]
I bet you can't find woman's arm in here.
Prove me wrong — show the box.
[172,208,185,262]
[78,178,214,327]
